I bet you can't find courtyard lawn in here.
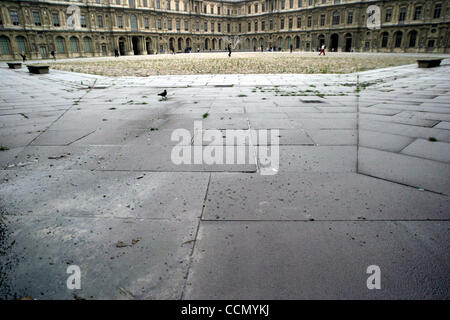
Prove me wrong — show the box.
[46,52,433,77]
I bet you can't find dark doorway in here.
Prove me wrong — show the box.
[330,34,339,52]
[146,40,151,54]
[345,37,352,52]
[119,40,125,55]
[132,37,140,55]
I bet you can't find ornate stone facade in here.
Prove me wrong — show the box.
[0,0,449,60]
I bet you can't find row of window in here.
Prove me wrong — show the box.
[0,35,94,55]
[0,29,433,57]
[0,3,443,29]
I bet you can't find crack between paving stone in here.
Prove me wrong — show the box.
[26,79,98,146]
[180,172,212,300]
[356,172,448,196]
[199,219,450,222]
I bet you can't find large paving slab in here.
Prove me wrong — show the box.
[0,215,197,300]
[185,221,450,299]
[0,170,209,220]
[358,147,450,195]
[202,172,450,221]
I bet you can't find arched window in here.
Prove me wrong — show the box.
[409,30,418,47]
[394,31,403,48]
[0,36,11,54]
[83,37,92,52]
[130,14,138,30]
[295,36,300,49]
[16,36,27,53]
[381,32,389,48]
[332,11,340,25]
[178,38,182,51]
[56,36,65,53]
[70,36,79,53]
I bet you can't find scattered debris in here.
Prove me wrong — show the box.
[48,153,71,160]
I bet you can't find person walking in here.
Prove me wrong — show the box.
[51,50,56,61]
[114,49,119,57]
[319,44,326,56]
[290,44,293,53]
[227,43,232,57]
[19,51,27,62]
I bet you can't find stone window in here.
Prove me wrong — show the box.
[434,3,442,18]
[84,37,92,52]
[97,15,103,28]
[298,0,302,7]
[385,9,392,22]
[414,6,422,20]
[184,20,188,31]
[168,19,172,30]
[281,0,285,10]
[289,18,293,29]
[290,0,293,9]
[10,10,20,26]
[80,15,87,28]
[70,37,79,53]
[130,15,138,30]
[33,11,41,26]
[261,21,265,30]
[332,11,340,25]
[0,36,11,54]
[320,14,325,26]
[398,7,406,23]
[145,17,149,29]
[129,0,135,8]
[118,16,123,28]
[56,36,65,53]
[158,19,162,30]
[409,30,417,47]
[176,19,180,31]
[156,0,160,9]
[347,11,353,24]
[254,21,258,32]
[281,19,285,29]
[270,20,273,30]
[307,16,312,27]
[248,22,251,31]
[52,12,60,27]
[297,17,301,28]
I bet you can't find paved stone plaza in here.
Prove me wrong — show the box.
[0,57,449,299]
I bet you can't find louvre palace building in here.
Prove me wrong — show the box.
[0,0,449,60]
